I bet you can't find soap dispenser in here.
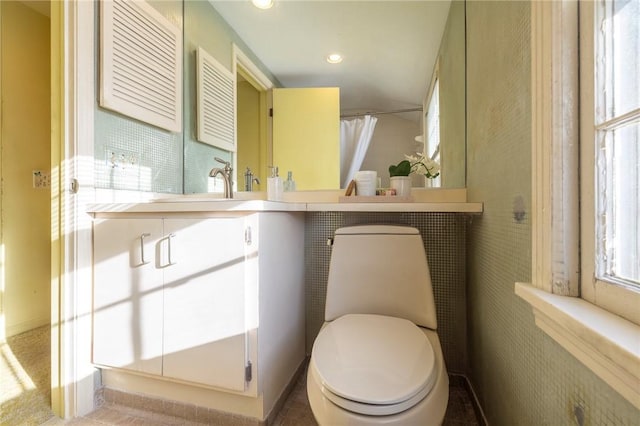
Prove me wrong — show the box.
[267,166,283,201]
[284,171,296,192]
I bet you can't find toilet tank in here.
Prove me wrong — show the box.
[325,225,438,330]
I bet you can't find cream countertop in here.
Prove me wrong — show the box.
[87,188,482,214]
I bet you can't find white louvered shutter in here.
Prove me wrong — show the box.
[100,0,182,132]
[196,47,236,152]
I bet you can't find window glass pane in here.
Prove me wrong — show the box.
[597,122,640,286]
[598,0,640,122]
[425,79,441,187]
[426,79,440,160]
[595,0,640,289]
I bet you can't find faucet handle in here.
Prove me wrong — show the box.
[214,157,231,169]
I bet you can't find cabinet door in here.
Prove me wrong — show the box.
[272,87,340,190]
[162,218,248,391]
[92,218,164,375]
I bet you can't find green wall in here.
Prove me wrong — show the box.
[438,0,466,188]
[465,1,640,424]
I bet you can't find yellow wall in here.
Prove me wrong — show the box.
[236,80,263,189]
[0,1,51,337]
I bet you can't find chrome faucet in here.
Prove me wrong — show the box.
[209,157,233,198]
[244,167,261,192]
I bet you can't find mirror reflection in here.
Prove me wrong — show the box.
[184,0,466,193]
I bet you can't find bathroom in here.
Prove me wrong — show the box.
[1,0,638,425]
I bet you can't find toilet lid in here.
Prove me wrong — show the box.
[311,314,436,407]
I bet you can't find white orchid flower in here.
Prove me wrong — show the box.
[403,152,440,179]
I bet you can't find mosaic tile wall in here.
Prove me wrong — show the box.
[466,1,639,424]
[94,1,184,194]
[305,212,470,375]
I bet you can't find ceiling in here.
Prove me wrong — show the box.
[210,1,452,119]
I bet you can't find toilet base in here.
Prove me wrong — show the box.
[307,329,449,426]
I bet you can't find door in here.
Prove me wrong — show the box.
[272,87,340,190]
[162,218,248,391]
[92,218,164,375]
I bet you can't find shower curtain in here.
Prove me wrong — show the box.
[340,114,378,188]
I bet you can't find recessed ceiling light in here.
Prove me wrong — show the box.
[252,0,273,9]
[327,53,343,64]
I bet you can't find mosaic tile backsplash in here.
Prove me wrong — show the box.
[305,212,470,375]
[94,109,183,193]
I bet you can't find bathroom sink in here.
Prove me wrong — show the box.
[153,197,231,202]
[153,192,266,202]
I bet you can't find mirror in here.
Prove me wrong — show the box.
[183,1,466,192]
[423,0,466,189]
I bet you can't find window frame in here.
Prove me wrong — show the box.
[520,0,640,409]
[423,60,441,187]
[530,0,580,297]
[580,0,640,325]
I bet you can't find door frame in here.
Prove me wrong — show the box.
[0,2,4,337]
[232,44,274,184]
[51,0,96,418]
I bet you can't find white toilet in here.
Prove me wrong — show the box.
[307,225,449,426]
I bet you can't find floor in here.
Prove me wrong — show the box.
[44,373,479,426]
[4,326,481,426]
[1,325,55,426]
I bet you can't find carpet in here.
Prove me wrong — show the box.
[1,325,54,425]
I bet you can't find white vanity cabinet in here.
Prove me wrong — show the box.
[91,208,306,420]
[93,215,255,392]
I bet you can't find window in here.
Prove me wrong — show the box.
[425,75,441,187]
[581,0,640,325]
[520,0,639,407]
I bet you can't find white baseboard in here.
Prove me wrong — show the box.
[6,317,49,339]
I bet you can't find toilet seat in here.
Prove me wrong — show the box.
[310,314,437,416]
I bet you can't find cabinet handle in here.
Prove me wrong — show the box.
[167,233,176,265]
[245,226,252,245]
[140,233,151,264]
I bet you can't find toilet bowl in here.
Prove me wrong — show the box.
[307,225,449,425]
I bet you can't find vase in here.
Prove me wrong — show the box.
[390,176,412,197]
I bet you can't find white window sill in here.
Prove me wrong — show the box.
[515,282,640,409]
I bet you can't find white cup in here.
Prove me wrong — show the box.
[354,171,377,196]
